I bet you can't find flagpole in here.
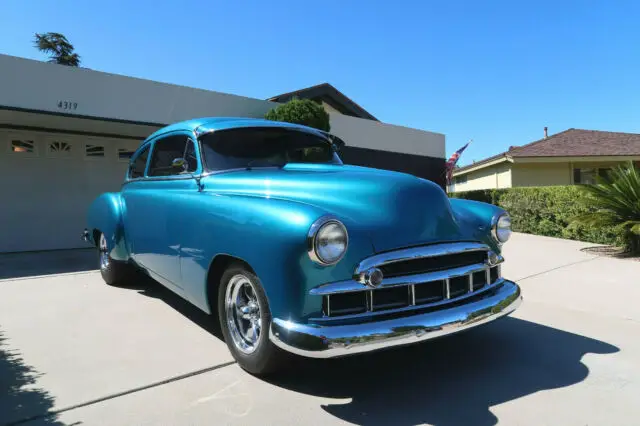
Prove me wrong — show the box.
[445,139,473,192]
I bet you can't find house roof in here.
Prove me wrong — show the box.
[454,128,640,174]
[267,83,379,121]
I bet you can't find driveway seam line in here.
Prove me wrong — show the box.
[0,270,98,283]
[514,256,603,282]
[3,360,237,426]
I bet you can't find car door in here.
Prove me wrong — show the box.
[122,132,201,291]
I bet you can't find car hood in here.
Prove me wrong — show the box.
[201,163,469,253]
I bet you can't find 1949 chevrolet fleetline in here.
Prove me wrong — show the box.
[83,117,522,375]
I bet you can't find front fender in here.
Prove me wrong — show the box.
[448,198,506,253]
[178,193,374,321]
[86,192,129,262]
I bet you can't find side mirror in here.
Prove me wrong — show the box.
[171,158,187,171]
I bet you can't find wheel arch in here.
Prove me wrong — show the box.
[205,254,255,316]
[86,192,130,261]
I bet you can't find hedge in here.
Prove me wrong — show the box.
[450,186,624,247]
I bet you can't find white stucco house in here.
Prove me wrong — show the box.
[0,54,446,252]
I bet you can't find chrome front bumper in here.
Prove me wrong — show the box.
[269,280,522,358]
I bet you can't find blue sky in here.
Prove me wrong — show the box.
[2,0,640,166]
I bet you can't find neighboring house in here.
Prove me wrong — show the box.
[451,128,640,192]
[0,54,445,252]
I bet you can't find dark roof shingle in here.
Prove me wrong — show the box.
[509,128,640,157]
[455,128,640,174]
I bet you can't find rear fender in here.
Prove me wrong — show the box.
[86,192,129,262]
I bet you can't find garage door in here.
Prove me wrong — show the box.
[0,129,142,252]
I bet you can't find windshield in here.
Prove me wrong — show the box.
[199,127,343,171]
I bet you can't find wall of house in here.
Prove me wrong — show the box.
[451,163,512,192]
[454,159,640,192]
[322,101,341,114]
[510,162,572,187]
[328,112,444,158]
[329,112,446,187]
[1,54,446,165]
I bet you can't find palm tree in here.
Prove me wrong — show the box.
[572,161,640,253]
[33,32,81,66]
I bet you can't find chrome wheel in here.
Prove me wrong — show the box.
[99,233,110,270]
[225,274,262,354]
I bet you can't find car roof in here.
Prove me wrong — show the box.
[144,117,328,143]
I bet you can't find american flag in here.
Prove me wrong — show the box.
[445,140,472,184]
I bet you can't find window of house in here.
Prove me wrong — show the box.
[129,145,150,179]
[455,175,467,184]
[85,143,105,158]
[118,148,136,162]
[148,136,198,177]
[598,168,613,181]
[573,167,612,184]
[10,138,36,154]
[47,141,72,158]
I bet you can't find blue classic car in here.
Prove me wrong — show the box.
[83,117,522,375]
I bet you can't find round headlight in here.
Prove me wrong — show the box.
[308,217,348,265]
[493,213,512,243]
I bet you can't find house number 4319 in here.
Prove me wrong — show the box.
[57,101,78,111]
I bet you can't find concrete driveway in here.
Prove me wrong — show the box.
[1,233,639,426]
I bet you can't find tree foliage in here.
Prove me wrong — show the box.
[34,32,81,66]
[264,98,331,132]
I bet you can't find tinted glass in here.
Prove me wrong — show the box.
[185,140,198,172]
[200,127,342,171]
[129,145,150,178]
[148,136,198,176]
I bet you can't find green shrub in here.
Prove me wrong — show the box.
[449,189,507,205]
[264,98,331,132]
[451,185,624,247]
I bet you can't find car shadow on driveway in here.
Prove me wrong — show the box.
[126,273,224,340]
[125,276,619,426]
[266,317,620,426]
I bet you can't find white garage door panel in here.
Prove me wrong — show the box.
[0,131,140,252]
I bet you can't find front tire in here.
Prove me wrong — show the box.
[98,232,133,286]
[218,263,286,375]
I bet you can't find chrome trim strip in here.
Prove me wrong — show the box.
[469,274,473,292]
[313,278,506,323]
[326,295,331,317]
[355,242,489,276]
[444,278,451,299]
[311,262,490,296]
[270,280,522,359]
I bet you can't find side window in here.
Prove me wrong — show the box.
[129,145,150,178]
[148,136,198,177]
[185,139,198,172]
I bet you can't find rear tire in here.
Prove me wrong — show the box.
[98,232,133,286]
[218,263,287,375]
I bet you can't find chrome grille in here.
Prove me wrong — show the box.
[378,250,487,278]
[312,242,504,319]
